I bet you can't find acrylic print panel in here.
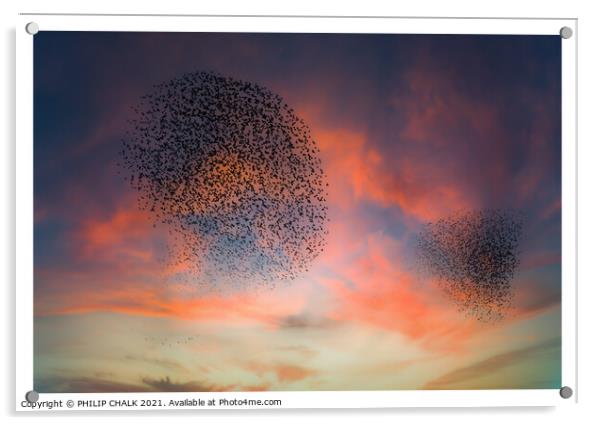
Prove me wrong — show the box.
[33,31,561,394]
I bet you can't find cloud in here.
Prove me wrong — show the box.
[277,345,318,359]
[35,376,150,393]
[36,194,316,326]
[521,251,561,271]
[36,281,304,325]
[274,364,316,383]
[315,128,474,222]
[511,275,561,318]
[36,192,313,323]
[77,206,155,262]
[298,42,560,230]
[240,384,271,391]
[423,338,561,389]
[320,229,561,350]
[278,313,337,330]
[245,362,317,384]
[141,376,232,392]
[123,355,189,374]
[35,375,234,393]
[321,232,480,352]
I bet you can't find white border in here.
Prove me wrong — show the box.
[15,15,577,410]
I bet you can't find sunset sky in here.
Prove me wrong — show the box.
[33,32,561,392]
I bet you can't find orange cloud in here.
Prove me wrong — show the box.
[317,227,559,353]
[36,276,306,327]
[320,232,480,353]
[275,364,316,383]
[76,203,156,263]
[245,361,316,384]
[315,128,474,222]
[37,184,318,327]
[82,209,150,247]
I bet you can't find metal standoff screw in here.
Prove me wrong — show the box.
[560,26,573,39]
[25,390,39,403]
[559,386,573,399]
[25,22,39,35]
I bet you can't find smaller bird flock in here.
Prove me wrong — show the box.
[415,209,524,321]
[143,335,200,348]
[120,71,328,289]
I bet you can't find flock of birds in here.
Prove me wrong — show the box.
[143,335,200,348]
[121,71,328,289]
[415,209,524,321]
[120,70,525,320]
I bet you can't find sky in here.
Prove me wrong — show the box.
[33,32,561,392]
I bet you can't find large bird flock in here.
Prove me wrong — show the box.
[121,71,328,289]
[415,209,524,321]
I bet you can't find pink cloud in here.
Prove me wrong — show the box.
[315,128,475,222]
